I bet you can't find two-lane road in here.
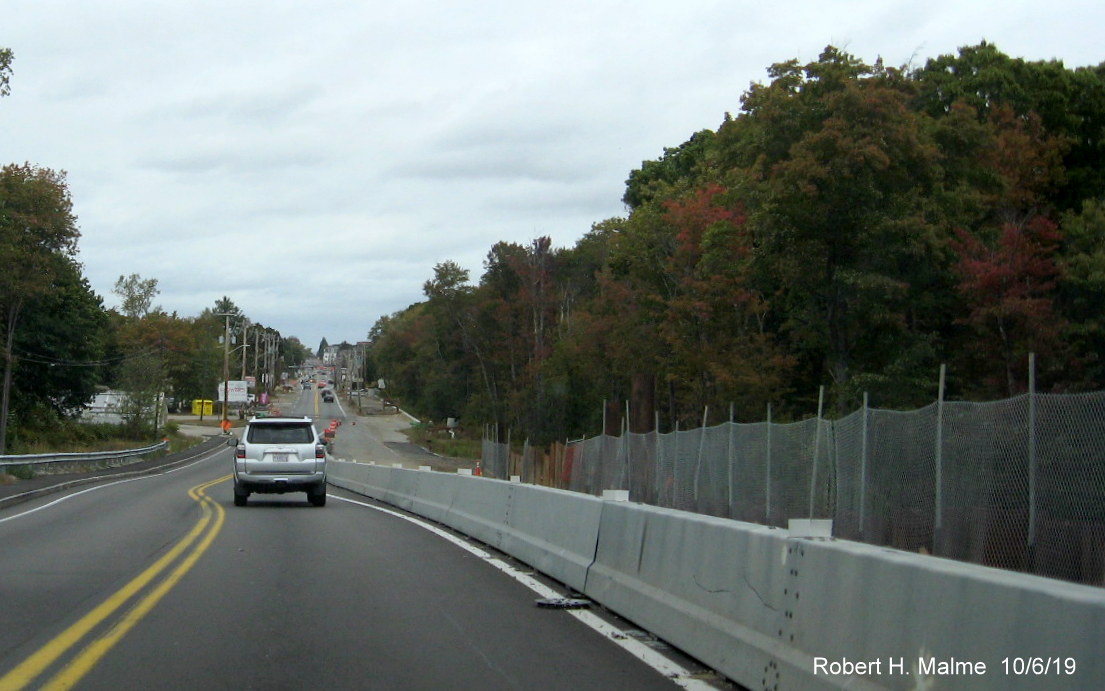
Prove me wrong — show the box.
[0,443,718,689]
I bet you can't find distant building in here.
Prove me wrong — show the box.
[80,390,127,425]
[79,390,168,428]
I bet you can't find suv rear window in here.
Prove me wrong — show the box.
[247,422,315,444]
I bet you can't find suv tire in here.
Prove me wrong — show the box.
[308,484,327,507]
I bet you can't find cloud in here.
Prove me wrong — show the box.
[5,0,1103,350]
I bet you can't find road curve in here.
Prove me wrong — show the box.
[0,443,717,689]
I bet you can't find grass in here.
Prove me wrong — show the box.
[403,425,482,460]
[1,421,212,484]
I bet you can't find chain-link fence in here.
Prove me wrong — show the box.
[483,390,1105,586]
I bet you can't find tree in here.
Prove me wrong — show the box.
[623,130,716,209]
[0,164,81,453]
[0,47,12,98]
[951,217,1066,396]
[1056,200,1105,387]
[113,273,160,318]
[726,50,946,410]
[5,256,108,445]
[914,42,1105,211]
[656,185,792,420]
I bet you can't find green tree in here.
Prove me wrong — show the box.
[5,256,108,446]
[623,130,716,210]
[1056,199,1105,387]
[914,42,1105,211]
[725,50,946,410]
[0,47,12,98]
[0,164,81,452]
[113,273,160,318]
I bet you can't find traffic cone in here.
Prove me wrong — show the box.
[474,461,482,476]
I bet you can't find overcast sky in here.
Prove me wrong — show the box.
[3,1,1102,350]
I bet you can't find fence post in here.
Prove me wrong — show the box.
[809,386,825,519]
[934,364,946,552]
[694,406,708,510]
[624,400,631,492]
[860,392,869,539]
[649,409,658,501]
[577,436,586,494]
[1028,352,1038,569]
[728,402,735,520]
[674,419,680,509]
[766,402,772,525]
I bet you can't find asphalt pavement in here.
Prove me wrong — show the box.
[0,388,473,509]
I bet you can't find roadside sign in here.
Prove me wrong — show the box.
[216,380,249,403]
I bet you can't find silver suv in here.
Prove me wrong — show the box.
[233,416,327,506]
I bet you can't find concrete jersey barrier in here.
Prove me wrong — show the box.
[328,461,1105,690]
[328,461,602,592]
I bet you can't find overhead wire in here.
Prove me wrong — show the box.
[11,345,166,368]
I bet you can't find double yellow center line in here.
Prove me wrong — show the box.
[0,474,230,691]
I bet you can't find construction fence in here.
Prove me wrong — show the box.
[482,390,1105,586]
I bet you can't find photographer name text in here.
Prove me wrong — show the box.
[813,656,1077,677]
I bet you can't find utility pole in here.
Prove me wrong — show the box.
[217,312,233,431]
[240,320,250,380]
[0,302,18,454]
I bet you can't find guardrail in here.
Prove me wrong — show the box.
[0,441,169,469]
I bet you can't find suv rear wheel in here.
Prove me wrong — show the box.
[307,484,327,507]
[233,483,249,507]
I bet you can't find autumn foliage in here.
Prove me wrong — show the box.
[368,43,1105,443]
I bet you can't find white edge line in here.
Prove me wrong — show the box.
[0,446,227,525]
[330,493,715,690]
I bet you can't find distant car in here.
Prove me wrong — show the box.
[322,390,335,402]
[233,416,327,507]
[318,381,325,388]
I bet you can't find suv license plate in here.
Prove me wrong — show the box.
[271,453,290,462]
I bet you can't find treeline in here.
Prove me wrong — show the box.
[0,195,311,451]
[0,47,313,452]
[367,43,1105,444]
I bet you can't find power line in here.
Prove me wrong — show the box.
[11,346,165,368]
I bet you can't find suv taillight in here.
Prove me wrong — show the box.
[236,444,245,459]
[316,444,325,459]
